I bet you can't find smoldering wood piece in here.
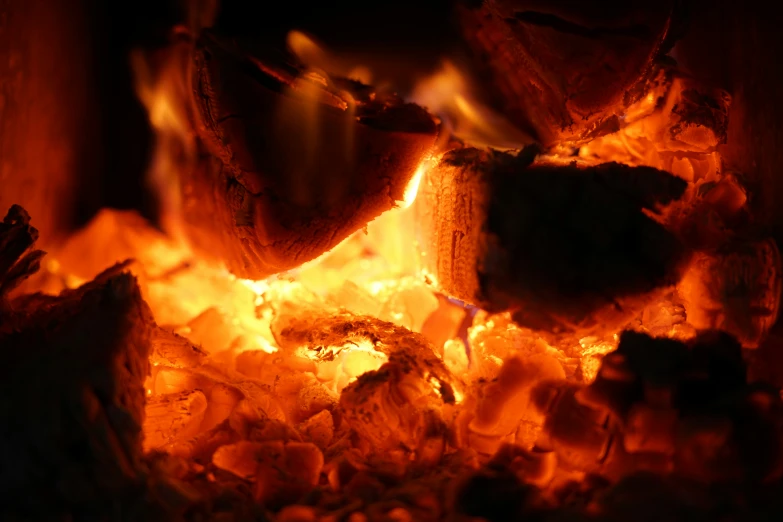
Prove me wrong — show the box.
[212,440,324,507]
[677,238,782,349]
[0,205,45,301]
[143,390,208,452]
[150,327,208,368]
[458,0,683,146]
[272,306,456,398]
[272,306,456,460]
[666,174,750,252]
[531,330,783,483]
[415,147,690,337]
[0,270,154,518]
[668,80,732,151]
[187,32,438,280]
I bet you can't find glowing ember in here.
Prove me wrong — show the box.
[411,60,533,150]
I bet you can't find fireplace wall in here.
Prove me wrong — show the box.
[0,0,182,246]
[0,0,97,244]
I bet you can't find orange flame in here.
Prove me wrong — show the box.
[287,30,373,85]
[411,61,533,150]
[130,30,196,244]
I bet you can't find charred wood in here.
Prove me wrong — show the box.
[0,268,154,518]
[678,238,782,348]
[272,307,457,463]
[0,205,45,305]
[415,147,690,338]
[531,330,783,483]
[186,32,438,280]
[458,0,684,146]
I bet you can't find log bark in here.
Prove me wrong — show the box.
[415,147,690,337]
[458,0,683,146]
[185,32,439,280]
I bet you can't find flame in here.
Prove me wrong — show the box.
[397,158,432,209]
[287,30,373,84]
[130,31,196,244]
[411,61,533,150]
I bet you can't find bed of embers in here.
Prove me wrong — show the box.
[4,2,783,522]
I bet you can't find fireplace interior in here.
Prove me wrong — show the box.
[3,1,783,521]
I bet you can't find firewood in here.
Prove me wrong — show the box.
[458,0,683,145]
[677,238,781,348]
[151,363,289,438]
[274,307,457,390]
[0,269,154,518]
[271,306,457,462]
[340,357,451,465]
[143,390,209,452]
[150,326,208,368]
[212,440,324,506]
[467,354,564,456]
[579,74,731,186]
[667,80,732,152]
[415,147,690,338]
[530,330,783,483]
[185,32,439,280]
[0,205,45,304]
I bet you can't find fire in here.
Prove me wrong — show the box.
[14,19,781,520]
[130,31,197,242]
[397,159,429,209]
[287,30,373,85]
[411,60,533,150]
[44,43,712,439]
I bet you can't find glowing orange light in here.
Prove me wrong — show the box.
[399,161,428,209]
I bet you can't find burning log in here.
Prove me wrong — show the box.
[415,147,690,338]
[578,73,731,187]
[678,238,782,348]
[186,32,439,280]
[0,262,154,517]
[0,205,45,303]
[459,0,685,146]
[458,0,685,145]
[668,81,732,152]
